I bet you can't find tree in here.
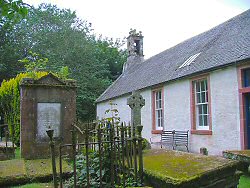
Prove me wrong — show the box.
[0,3,127,121]
[0,0,28,27]
[0,0,29,82]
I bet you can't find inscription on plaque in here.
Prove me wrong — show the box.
[37,103,61,140]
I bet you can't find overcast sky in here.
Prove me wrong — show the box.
[24,0,250,59]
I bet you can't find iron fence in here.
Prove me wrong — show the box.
[58,121,144,188]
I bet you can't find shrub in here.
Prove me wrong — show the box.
[0,72,48,145]
[142,138,151,150]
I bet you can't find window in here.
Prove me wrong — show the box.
[152,88,164,134]
[155,91,163,130]
[179,53,201,68]
[191,76,212,135]
[194,79,209,129]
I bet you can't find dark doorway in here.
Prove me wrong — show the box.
[245,93,250,149]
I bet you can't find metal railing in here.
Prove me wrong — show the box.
[57,121,144,187]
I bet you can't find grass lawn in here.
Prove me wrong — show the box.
[239,175,250,188]
[12,183,53,188]
[11,176,250,187]
[15,148,21,159]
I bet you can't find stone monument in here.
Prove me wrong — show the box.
[20,73,76,159]
[127,91,145,135]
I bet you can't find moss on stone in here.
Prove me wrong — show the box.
[0,159,26,177]
[0,158,71,186]
[224,150,250,157]
[25,158,71,178]
[0,159,27,186]
[143,149,239,186]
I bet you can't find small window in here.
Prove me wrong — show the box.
[179,53,201,68]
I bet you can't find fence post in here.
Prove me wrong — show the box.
[59,144,63,188]
[133,127,138,186]
[71,126,77,188]
[110,122,115,187]
[85,123,90,188]
[46,128,58,188]
[97,125,103,187]
[137,125,144,185]
[121,123,126,187]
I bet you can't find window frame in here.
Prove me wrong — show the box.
[152,87,164,134]
[190,75,212,135]
[238,64,250,149]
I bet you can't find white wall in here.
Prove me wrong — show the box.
[96,90,152,140]
[97,66,240,155]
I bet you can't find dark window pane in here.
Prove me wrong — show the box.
[196,82,200,92]
[201,80,205,91]
[202,92,206,103]
[196,93,200,103]
[204,80,208,90]
[198,105,202,115]
[203,104,208,114]
[199,115,203,126]
[204,115,208,126]
[244,69,250,87]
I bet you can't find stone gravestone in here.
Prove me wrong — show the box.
[127,91,145,135]
[20,73,76,159]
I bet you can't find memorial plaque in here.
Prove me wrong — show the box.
[37,103,61,140]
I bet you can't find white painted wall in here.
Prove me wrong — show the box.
[191,66,240,155]
[97,66,240,155]
[96,90,152,140]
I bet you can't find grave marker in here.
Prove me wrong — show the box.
[20,73,76,159]
[127,91,145,135]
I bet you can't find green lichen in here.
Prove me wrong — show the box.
[0,158,71,186]
[224,150,250,157]
[143,149,238,185]
[25,158,71,178]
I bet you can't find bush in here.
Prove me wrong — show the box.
[142,138,151,150]
[0,72,48,145]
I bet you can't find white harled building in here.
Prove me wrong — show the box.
[96,10,250,155]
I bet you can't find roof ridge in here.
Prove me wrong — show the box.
[95,73,124,103]
[97,9,250,103]
[145,9,249,62]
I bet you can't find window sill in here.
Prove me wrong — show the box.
[151,130,163,134]
[191,130,212,135]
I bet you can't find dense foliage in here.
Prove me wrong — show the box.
[0,0,28,27]
[0,71,48,145]
[0,3,127,121]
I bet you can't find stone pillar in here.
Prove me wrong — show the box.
[20,73,76,159]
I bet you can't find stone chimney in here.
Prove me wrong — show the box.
[123,29,144,72]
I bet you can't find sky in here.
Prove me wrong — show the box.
[24,0,250,59]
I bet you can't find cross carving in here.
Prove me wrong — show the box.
[127,91,145,135]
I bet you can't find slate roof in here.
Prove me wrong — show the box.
[97,9,250,103]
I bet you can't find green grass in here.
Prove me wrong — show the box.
[12,183,53,188]
[15,148,21,159]
[239,175,250,188]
